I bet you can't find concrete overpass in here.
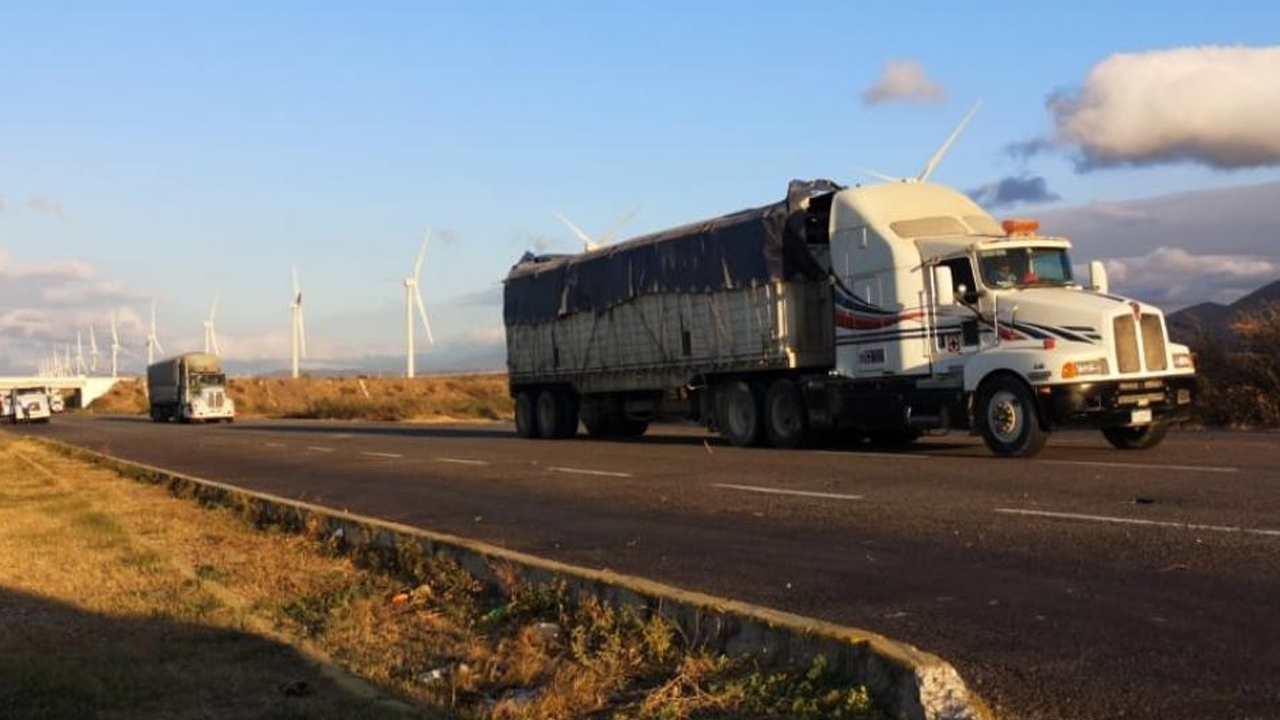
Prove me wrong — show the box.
[0,376,124,408]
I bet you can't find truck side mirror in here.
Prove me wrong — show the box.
[1089,260,1109,294]
[932,265,955,306]
[961,286,980,305]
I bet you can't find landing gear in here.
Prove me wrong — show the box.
[1102,422,1169,450]
[581,396,648,439]
[977,376,1048,458]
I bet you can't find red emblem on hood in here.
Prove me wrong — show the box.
[1130,301,1142,319]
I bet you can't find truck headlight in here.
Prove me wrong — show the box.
[1173,352,1194,370]
[1061,358,1109,379]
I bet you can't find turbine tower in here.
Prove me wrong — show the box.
[403,231,434,379]
[110,312,121,378]
[89,325,100,374]
[145,300,164,366]
[203,295,220,355]
[290,268,306,379]
[75,330,86,375]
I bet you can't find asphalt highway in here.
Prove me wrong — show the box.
[9,415,1280,720]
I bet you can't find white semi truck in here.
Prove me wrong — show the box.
[3,387,52,424]
[147,352,236,423]
[503,179,1195,457]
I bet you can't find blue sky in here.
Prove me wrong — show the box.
[3,1,1279,372]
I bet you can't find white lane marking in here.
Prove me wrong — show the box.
[307,446,335,453]
[330,433,354,439]
[360,451,403,459]
[436,457,490,466]
[994,508,1280,537]
[714,483,864,501]
[549,466,633,478]
[817,450,932,460]
[1034,459,1238,474]
[263,442,286,448]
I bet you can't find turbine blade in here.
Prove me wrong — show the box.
[413,230,431,279]
[599,204,642,245]
[414,288,434,345]
[209,295,219,321]
[292,267,299,297]
[553,212,596,251]
[917,100,982,183]
[852,166,903,183]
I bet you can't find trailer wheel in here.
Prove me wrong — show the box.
[515,391,539,438]
[764,380,807,449]
[716,381,763,448]
[1102,421,1169,450]
[977,376,1048,457]
[536,389,578,439]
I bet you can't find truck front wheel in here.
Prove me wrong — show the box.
[977,377,1048,458]
[1102,422,1169,450]
[716,381,763,448]
[515,391,538,438]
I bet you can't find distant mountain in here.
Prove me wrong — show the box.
[1167,278,1280,344]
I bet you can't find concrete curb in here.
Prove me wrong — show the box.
[35,436,993,720]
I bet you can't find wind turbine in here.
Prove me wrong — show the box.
[404,231,434,379]
[89,325,100,374]
[290,268,306,379]
[853,101,982,184]
[110,312,122,378]
[553,204,642,252]
[145,300,164,366]
[75,330,86,375]
[203,295,220,355]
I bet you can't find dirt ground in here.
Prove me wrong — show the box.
[87,374,513,422]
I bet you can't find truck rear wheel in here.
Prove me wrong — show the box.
[1102,422,1169,450]
[977,376,1048,458]
[764,379,807,449]
[515,391,538,438]
[716,381,763,448]
[536,388,578,439]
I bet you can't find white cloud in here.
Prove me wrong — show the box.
[862,60,945,106]
[26,195,67,220]
[1103,246,1279,306]
[0,249,94,281]
[1049,45,1280,169]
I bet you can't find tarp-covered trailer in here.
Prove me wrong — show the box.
[504,180,840,439]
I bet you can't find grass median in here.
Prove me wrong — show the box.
[0,433,885,720]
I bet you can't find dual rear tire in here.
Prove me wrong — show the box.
[515,388,579,439]
[715,379,808,449]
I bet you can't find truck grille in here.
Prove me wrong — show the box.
[1140,314,1167,371]
[1113,316,1140,373]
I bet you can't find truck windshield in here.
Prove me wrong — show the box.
[978,247,1074,289]
[191,373,226,390]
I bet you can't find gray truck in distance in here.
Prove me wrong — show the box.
[147,352,235,423]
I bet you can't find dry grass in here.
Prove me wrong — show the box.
[87,375,513,422]
[0,434,885,720]
[1186,302,1280,427]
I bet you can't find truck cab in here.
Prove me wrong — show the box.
[828,182,1195,455]
[5,387,53,424]
[147,352,236,423]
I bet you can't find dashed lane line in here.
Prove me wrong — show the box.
[1033,459,1239,474]
[263,442,286,448]
[548,466,633,478]
[994,507,1280,537]
[436,457,490,466]
[714,483,864,501]
[360,451,403,459]
[817,450,933,460]
[307,446,335,453]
